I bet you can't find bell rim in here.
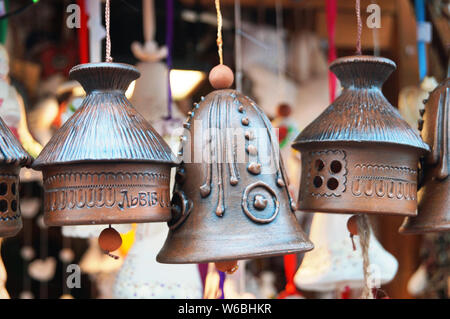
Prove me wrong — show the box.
[399,221,450,234]
[156,242,314,264]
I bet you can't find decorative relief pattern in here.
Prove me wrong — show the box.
[44,172,171,212]
[242,181,279,224]
[0,174,20,221]
[308,150,347,197]
[351,164,417,200]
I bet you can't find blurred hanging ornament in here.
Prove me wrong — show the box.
[113,223,203,299]
[32,0,178,256]
[294,213,398,294]
[292,56,429,216]
[28,257,57,282]
[400,76,449,233]
[0,239,9,299]
[398,76,438,129]
[80,237,123,276]
[157,0,312,273]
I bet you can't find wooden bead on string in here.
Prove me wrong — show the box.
[209,64,234,89]
[347,215,358,251]
[215,260,239,274]
[98,226,122,259]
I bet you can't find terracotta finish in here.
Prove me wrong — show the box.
[0,117,33,238]
[400,78,449,233]
[157,90,313,264]
[33,63,178,226]
[292,56,429,216]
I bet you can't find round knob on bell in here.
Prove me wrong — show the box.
[215,260,239,274]
[209,64,234,89]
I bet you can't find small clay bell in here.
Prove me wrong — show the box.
[157,65,313,265]
[293,56,429,216]
[32,63,179,227]
[400,77,450,233]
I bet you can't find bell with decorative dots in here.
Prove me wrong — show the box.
[157,65,313,272]
[0,117,33,238]
[292,56,429,216]
[400,76,449,233]
[32,63,178,239]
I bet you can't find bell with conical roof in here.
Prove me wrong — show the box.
[400,76,449,233]
[0,116,33,237]
[292,56,429,216]
[32,63,178,227]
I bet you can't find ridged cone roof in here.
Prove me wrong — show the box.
[33,63,178,168]
[293,56,429,152]
[0,116,33,167]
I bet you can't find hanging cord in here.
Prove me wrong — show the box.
[357,214,374,299]
[234,0,242,92]
[105,0,113,62]
[215,0,223,64]
[275,0,285,99]
[166,0,174,119]
[355,0,362,55]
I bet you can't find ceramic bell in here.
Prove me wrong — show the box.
[0,116,33,237]
[113,223,203,299]
[292,56,429,216]
[294,213,398,292]
[32,63,178,226]
[400,77,449,233]
[157,74,313,265]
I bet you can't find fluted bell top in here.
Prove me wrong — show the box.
[330,55,396,88]
[69,62,140,93]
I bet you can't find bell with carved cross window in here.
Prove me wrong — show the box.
[157,65,313,270]
[0,116,33,238]
[32,63,178,229]
[400,77,449,233]
[292,56,429,216]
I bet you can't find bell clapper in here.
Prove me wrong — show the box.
[215,260,239,274]
[347,215,359,251]
[98,225,122,259]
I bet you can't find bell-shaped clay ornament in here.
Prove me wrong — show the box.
[400,77,449,233]
[32,63,178,226]
[157,66,313,267]
[292,56,429,216]
[113,223,203,299]
[0,115,33,238]
[294,213,398,292]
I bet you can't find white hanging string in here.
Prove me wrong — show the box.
[105,0,113,62]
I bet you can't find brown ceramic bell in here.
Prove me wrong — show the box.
[32,63,178,226]
[0,117,33,237]
[292,56,429,216]
[400,77,449,233]
[157,88,313,264]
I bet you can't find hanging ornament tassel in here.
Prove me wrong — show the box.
[356,214,374,299]
[98,225,122,259]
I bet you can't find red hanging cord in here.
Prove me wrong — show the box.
[278,254,301,298]
[326,0,337,102]
[76,0,89,64]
